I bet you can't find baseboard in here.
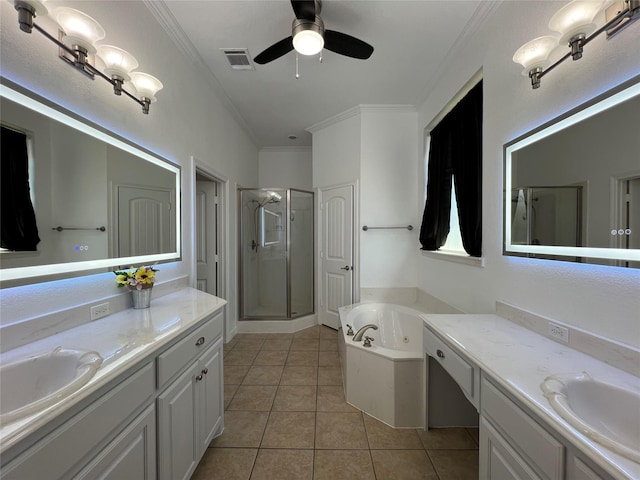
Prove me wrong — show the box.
[237,314,318,334]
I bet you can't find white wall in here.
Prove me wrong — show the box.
[416,1,640,346]
[312,106,420,290]
[359,107,419,288]
[311,111,361,189]
[0,1,258,335]
[258,147,312,190]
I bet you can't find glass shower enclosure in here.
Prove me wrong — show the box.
[239,188,314,320]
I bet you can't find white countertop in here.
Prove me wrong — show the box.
[0,287,226,454]
[421,313,640,480]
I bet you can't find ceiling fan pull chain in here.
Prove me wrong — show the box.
[295,53,300,79]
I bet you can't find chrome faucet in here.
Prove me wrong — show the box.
[352,324,378,342]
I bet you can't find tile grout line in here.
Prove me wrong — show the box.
[220,326,475,479]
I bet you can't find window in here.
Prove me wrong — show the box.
[419,79,482,258]
[442,187,464,252]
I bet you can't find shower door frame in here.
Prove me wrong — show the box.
[238,187,315,321]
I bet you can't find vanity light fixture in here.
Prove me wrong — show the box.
[514,0,640,89]
[96,45,138,96]
[11,0,162,114]
[129,72,164,114]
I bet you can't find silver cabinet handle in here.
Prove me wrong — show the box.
[196,374,203,381]
[202,367,208,375]
[195,337,205,346]
[436,349,445,358]
[340,265,351,271]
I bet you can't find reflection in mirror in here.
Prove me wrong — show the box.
[0,79,181,285]
[261,207,283,247]
[504,76,640,268]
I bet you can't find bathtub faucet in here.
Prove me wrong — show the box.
[352,324,378,342]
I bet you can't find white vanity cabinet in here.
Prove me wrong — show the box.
[423,324,480,409]
[480,376,564,480]
[1,362,156,480]
[74,404,157,480]
[0,301,225,480]
[478,376,616,480]
[569,458,607,480]
[422,320,622,480]
[157,336,223,480]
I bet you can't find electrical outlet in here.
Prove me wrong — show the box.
[548,322,569,343]
[91,302,110,320]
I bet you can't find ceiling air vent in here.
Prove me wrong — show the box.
[221,49,255,71]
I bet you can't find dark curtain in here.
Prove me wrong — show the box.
[1,126,41,251]
[419,81,482,257]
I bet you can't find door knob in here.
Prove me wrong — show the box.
[340,265,351,271]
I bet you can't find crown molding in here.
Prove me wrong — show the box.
[142,0,260,147]
[307,104,416,133]
[417,0,502,106]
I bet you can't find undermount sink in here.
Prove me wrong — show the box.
[0,347,103,424]
[541,372,640,463]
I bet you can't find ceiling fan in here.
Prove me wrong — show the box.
[253,0,374,65]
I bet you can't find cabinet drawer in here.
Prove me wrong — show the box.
[157,316,221,388]
[482,377,564,480]
[2,362,154,480]
[424,327,477,405]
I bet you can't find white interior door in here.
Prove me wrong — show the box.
[117,186,173,257]
[319,185,354,329]
[196,178,219,295]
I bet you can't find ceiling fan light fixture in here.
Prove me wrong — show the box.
[292,18,324,56]
[293,29,324,55]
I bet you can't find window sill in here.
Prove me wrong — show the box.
[420,249,485,267]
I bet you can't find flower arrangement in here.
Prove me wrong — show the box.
[114,265,158,290]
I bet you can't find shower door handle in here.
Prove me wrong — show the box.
[340,265,351,271]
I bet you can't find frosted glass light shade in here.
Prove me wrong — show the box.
[513,36,559,75]
[293,30,324,55]
[55,7,105,54]
[130,72,163,102]
[549,0,604,44]
[97,45,138,80]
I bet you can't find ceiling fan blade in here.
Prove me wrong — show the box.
[291,0,316,21]
[254,37,294,64]
[324,30,374,60]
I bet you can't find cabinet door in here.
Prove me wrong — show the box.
[481,377,564,479]
[74,405,156,480]
[199,339,223,452]
[480,417,543,480]
[569,456,614,480]
[157,361,199,480]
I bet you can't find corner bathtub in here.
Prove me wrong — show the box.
[338,303,425,428]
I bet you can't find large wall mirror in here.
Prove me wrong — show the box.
[0,78,181,286]
[504,75,640,268]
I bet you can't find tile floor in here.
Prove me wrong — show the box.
[192,325,479,480]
